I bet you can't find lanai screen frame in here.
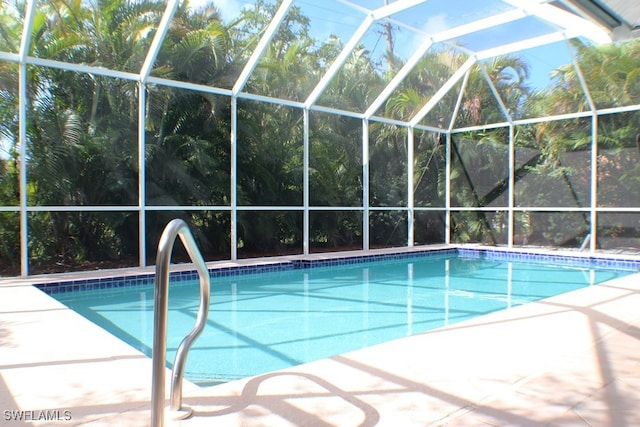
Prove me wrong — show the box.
[1,0,639,276]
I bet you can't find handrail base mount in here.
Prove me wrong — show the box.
[168,406,193,421]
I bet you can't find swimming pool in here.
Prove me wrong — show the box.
[40,249,637,386]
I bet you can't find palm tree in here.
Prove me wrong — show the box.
[15,0,167,271]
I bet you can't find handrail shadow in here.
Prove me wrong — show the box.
[189,371,380,427]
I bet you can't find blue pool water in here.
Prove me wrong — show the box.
[46,252,634,385]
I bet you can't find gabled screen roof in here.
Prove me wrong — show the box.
[3,0,638,129]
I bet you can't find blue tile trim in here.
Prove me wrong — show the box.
[291,248,457,269]
[36,261,298,295]
[36,248,639,295]
[457,248,640,271]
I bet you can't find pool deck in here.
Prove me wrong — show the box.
[1,246,639,426]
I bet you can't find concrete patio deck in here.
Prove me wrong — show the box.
[1,254,639,426]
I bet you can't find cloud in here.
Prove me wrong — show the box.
[214,0,246,20]
[422,13,450,35]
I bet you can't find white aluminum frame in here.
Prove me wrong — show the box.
[2,0,639,276]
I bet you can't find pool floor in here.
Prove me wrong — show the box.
[1,247,639,425]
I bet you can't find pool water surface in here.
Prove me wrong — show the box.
[47,253,633,385]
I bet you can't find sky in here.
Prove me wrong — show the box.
[195,0,578,91]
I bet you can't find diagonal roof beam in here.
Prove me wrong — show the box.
[139,0,180,82]
[447,68,472,131]
[503,0,611,44]
[364,8,528,118]
[476,31,570,60]
[232,0,294,96]
[409,56,477,127]
[19,0,38,61]
[566,38,596,111]
[364,37,433,118]
[305,0,429,109]
[304,15,374,109]
[479,63,512,122]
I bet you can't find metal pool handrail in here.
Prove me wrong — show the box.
[151,219,211,427]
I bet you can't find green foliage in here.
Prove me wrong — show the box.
[1,1,639,274]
